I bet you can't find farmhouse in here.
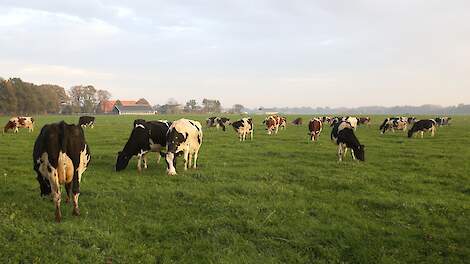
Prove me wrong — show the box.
[113,104,155,115]
[98,100,137,113]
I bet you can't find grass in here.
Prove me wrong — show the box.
[0,114,469,263]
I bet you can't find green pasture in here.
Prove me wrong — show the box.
[0,114,469,263]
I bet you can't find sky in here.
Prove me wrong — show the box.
[0,0,469,108]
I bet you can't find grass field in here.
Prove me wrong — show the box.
[0,114,469,263]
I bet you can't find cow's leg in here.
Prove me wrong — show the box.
[193,150,198,168]
[250,131,253,140]
[65,182,72,204]
[14,127,18,133]
[188,152,193,168]
[343,147,348,159]
[431,127,435,137]
[49,169,62,222]
[337,144,344,162]
[72,171,81,216]
[156,153,161,164]
[183,149,189,170]
[143,153,148,169]
[137,154,142,173]
[351,149,356,160]
[421,131,424,138]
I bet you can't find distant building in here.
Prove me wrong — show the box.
[113,104,155,115]
[98,100,138,113]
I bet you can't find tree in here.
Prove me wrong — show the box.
[202,98,222,113]
[232,104,245,113]
[96,89,111,103]
[136,98,150,105]
[184,99,201,112]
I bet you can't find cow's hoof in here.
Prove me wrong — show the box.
[73,208,80,216]
[167,171,177,176]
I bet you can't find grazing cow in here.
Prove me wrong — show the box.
[408,119,436,138]
[308,118,322,142]
[265,115,279,135]
[321,116,332,124]
[33,121,91,222]
[291,117,303,126]
[407,117,417,125]
[163,119,203,176]
[232,117,254,141]
[78,116,95,128]
[279,117,287,129]
[4,116,34,133]
[380,117,408,134]
[116,120,171,172]
[331,121,365,162]
[206,117,218,128]
[358,117,371,126]
[344,117,358,130]
[435,117,452,126]
[217,117,231,131]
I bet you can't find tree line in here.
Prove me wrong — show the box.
[0,77,111,115]
[155,98,245,114]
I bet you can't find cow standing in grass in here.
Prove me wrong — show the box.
[331,121,365,162]
[408,119,437,138]
[265,115,279,135]
[78,116,95,128]
[216,117,231,131]
[232,117,253,141]
[33,121,91,222]
[116,120,171,172]
[4,116,34,133]
[308,118,322,142]
[380,117,408,134]
[291,117,303,126]
[163,119,203,175]
[358,117,371,127]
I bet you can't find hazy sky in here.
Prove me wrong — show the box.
[1,0,469,108]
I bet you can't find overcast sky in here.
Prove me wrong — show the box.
[0,0,469,108]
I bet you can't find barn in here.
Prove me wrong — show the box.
[113,104,155,115]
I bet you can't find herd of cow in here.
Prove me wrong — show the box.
[1,114,452,222]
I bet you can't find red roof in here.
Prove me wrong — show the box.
[99,100,137,113]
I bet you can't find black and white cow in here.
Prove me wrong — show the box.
[78,116,95,128]
[217,117,231,131]
[206,117,218,128]
[116,120,171,172]
[331,121,365,162]
[232,117,254,141]
[163,119,203,176]
[379,117,408,134]
[408,119,436,138]
[434,117,452,126]
[33,121,91,222]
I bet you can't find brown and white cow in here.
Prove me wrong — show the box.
[308,118,322,142]
[279,117,287,130]
[358,117,371,126]
[4,116,35,133]
[265,115,279,135]
[33,121,91,222]
[291,117,303,126]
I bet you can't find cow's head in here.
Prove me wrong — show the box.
[115,151,131,171]
[354,144,365,161]
[167,129,187,153]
